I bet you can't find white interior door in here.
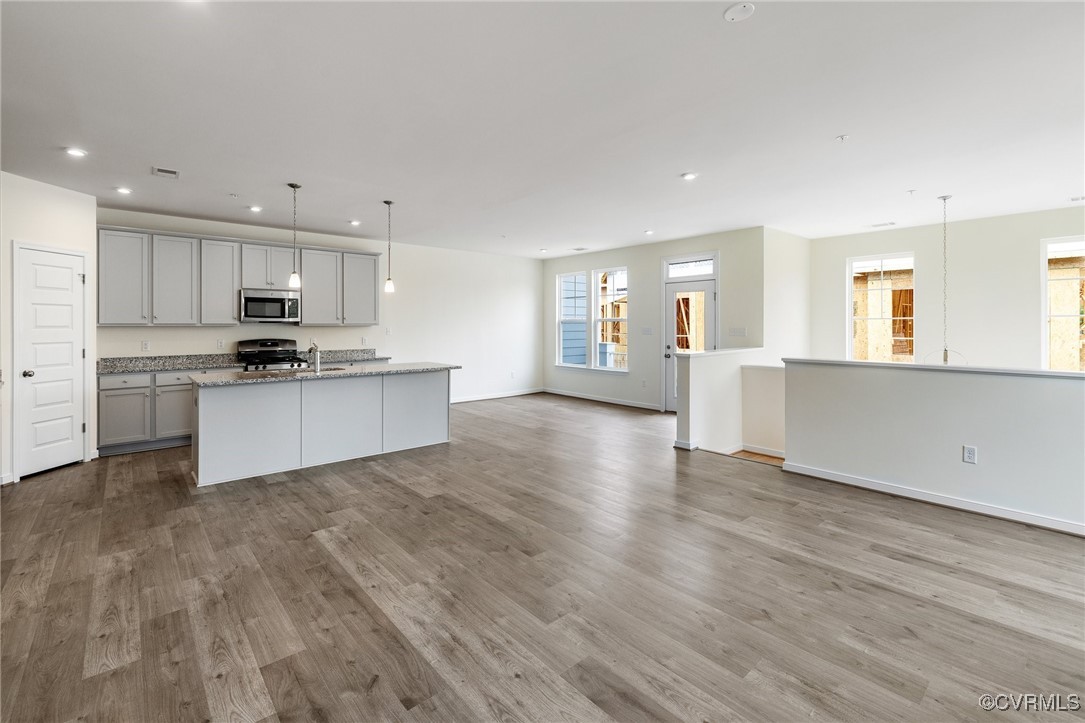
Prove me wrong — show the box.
[664,280,716,412]
[15,247,85,477]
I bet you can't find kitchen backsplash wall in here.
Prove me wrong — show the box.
[97,325,385,358]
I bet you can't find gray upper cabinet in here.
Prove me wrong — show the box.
[300,249,342,325]
[99,230,150,325]
[269,247,297,289]
[200,239,240,324]
[152,235,199,324]
[242,243,297,289]
[343,252,379,326]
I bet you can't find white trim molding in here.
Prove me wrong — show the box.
[783,462,1085,537]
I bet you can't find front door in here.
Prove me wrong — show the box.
[664,280,716,412]
[15,247,86,477]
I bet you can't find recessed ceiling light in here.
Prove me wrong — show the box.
[350,220,361,226]
[836,134,850,143]
[571,247,588,252]
[249,206,262,213]
[723,2,755,23]
[116,187,132,195]
[65,147,88,157]
[539,249,548,253]
[680,172,698,181]
[870,222,896,228]
[228,193,239,199]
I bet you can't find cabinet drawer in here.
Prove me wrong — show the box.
[99,373,152,390]
[154,371,195,387]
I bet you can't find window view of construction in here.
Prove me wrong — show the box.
[596,269,628,369]
[1047,239,1085,371]
[851,256,914,363]
[675,291,707,352]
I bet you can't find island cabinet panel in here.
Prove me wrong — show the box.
[300,249,342,325]
[99,230,150,325]
[301,376,382,467]
[383,371,450,453]
[152,235,199,324]
[200,239,240,324]
[195,381,301,485]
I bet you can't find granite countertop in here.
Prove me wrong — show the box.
[192,362,461,388]
[98,348,387,374]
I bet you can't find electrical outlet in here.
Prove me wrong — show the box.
[361,336,368,346]
[216,339,224,349]
[385,328,391,335]
[962,445,978,464]
[641,379,647,388]
[141,340,151,352]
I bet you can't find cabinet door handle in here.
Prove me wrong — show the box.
[22,370,34,377]
[122,380,128,384]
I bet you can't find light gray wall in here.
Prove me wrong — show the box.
[1,172,99,483]
[809,206,1085,368]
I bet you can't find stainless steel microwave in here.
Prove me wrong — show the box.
[240,289,301,323]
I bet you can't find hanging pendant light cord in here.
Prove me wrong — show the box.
[386,201,393,278]
[940,195,950,364]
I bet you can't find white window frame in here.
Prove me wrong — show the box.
[556,271,588,368]
[1041,235,1085,370]
[846,252,915,363]
[555,266,629,373]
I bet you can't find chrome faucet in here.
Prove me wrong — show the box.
[308,341,320,373]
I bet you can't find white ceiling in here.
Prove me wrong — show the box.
[2,2,1082,258]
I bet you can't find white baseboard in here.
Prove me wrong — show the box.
[0,473,13,486]
[782,462,1085,537]
[451,388,543,404]
[743,444,784,458]
[673,440,699,450]
[542,388,661,411]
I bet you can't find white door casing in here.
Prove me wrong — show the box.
[664,280,716,412]
[14,246,86,477]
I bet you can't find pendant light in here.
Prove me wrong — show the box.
[383,200,395,293]
[287,182,302,289]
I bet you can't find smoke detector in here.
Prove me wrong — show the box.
[724,3,755,23]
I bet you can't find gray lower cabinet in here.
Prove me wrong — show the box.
[99,387,152,445]
[99,368,237,453]
[155,385,193,438]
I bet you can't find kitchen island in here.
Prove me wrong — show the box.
[191,362,460,487]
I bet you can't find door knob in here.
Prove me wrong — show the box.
[664,354,672,359]
[22,370,34,377]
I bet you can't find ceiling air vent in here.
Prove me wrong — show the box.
[151,166,180,179]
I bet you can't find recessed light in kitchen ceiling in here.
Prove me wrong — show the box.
[249,206,262,213]
[723,3,755,23]
[539,249,548,253]
[571,247,588,252]
[644,230,654,235]
[350,220,361,226]
[116,187,132,195]
[65,147,88,157]
[680,172,698,181]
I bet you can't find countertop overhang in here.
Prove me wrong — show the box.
[192,362,461,387]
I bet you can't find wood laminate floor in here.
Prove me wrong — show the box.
[2,393,1083,722]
